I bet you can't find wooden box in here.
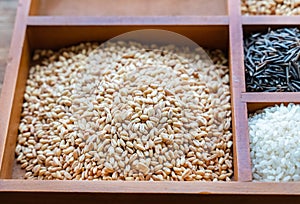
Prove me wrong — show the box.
[0,0,300,203]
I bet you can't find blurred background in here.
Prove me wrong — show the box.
[0,0,18,94]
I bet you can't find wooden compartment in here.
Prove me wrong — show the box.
[10,25,231,180]
[242,23,300,93]
[29,0,228,16]
[246,101,300,183]
[1,0,300,203]
[247,102,300,114]
[3,24,236,179]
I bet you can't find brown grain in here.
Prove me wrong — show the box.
[15,41,233,181]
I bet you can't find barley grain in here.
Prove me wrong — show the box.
[16,41,232,181]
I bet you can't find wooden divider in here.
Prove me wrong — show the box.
[0,0,300,201]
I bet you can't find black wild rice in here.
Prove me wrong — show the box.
[244,27,300,92]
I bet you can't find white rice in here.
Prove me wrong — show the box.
[249,103,300,182]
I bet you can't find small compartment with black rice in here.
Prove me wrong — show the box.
[243,25,300,92]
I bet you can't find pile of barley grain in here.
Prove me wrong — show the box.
[15,41,233,181]
[249,103,300,182]
[241,0,300,15]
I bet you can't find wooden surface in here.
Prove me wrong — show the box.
[0,0,30,179]
[1,0,300,202]
[1,193,300,204]
[25,25,229,50]
[228,0,251,182]
[1,180,300,195]
[29,0,227,16]
[0,0,18,94]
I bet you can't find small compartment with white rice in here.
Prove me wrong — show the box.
[248,103,300,182]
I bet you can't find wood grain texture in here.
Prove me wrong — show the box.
[26,15,229,25]
[25,25,229,50]
[0,0,18,93]
[242,16,300,25]
[0,0,30,178]
[241,93,300,103]
[1,180,300,195]
[247,102,297,114]
[29,0,228,16]
[2,0,300,202]
[228,0,252,181]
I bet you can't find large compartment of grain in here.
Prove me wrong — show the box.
[3,23,233,180]
[4,0,300,202]
[14,29,233,181]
